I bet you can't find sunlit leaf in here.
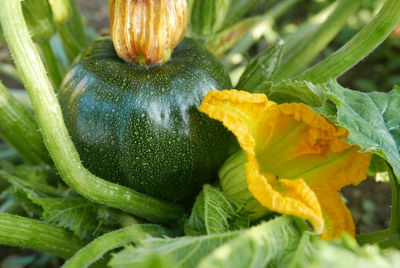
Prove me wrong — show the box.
[109,229,241,268]
[324,82,400,179]
[308,235,400,268]
[254,80,326,107]
[197,216,302,268]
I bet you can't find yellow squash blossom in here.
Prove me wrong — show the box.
[199,90,371,239]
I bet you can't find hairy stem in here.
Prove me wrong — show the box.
[296,0,400,83]
[0,0,183,224]
[222,0,301,69]
[276,0,360,79]
[0,213,84,259]
[62,224,170,268]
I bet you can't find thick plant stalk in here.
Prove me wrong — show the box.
[0,81,50,165]
[275,0,360,79]
[62,224,170,268]
[0,213,84,259]
[222,0,300,69]
[296,0,400,83]
[0,0,183,223]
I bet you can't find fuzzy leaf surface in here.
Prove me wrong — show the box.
[324,82,400,179]
[31,197,119,240]
[185,185,249,235]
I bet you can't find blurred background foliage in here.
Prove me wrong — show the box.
[0,0,398,267]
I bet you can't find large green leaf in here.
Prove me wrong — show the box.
[254,80,326,107]
[198,216,301,268]
[308,235,400,268]
[109,216,300,268]
[109,230,241,268]
[324,82,400,179]
[185,185,249,236]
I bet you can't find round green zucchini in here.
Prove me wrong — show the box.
[59,37,234,202]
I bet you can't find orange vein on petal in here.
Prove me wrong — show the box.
[199,90,371,239]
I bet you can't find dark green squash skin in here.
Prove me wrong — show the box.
[59,37,234,202]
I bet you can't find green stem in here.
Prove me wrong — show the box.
[388,166,400,233]
[0,213,85,259]
[222,0,301,69]
[296,0,400,83]
[357,229,393,245]
[58,23,84,61]
[57,0,87,62]
[38,40,63,88]
[0,81,50,165]
[276,0,360,79]
[66,0,87,47]
[357,166,400,245]
[0,0,184,223]
[62,224,170,268]
[282,2,338,57]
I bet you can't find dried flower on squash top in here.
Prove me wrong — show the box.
[199,90,371,240]
[109,0,188,65]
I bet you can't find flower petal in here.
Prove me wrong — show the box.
[313,190,355,239]
[199,89,371,239]
[200,90,324,232]
[246,159,324,233]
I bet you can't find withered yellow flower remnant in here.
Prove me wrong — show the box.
[109,0,187,65]
[199,90,371,239]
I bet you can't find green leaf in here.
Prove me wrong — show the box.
[324,82,400,179]
[31,197,120,240]
[0,165,63,196]
[109,246,177,268]
[255,80,326,107]
[109,230,242,268]
[185,185,249,236]
[308,235,400,268]
[236,42,284,91]
[198,216,302,268]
